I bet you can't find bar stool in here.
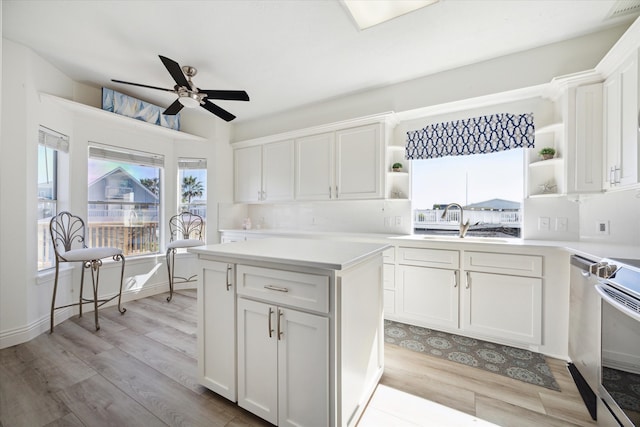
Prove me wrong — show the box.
[166,212,204,302]
[49,211,126,332]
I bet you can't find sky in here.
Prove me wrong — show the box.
[411,149,524,209]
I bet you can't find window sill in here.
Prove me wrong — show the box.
[37,265,73,285]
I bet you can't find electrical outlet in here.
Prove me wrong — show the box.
[555,217,568,232]
[538,217,550,230]
[395,216,402,226]
[596,220,610,235]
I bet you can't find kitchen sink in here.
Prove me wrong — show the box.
[419,235,511,243]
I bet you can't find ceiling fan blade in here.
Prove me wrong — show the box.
[199,89,250,101]
[201,100,236,122]
[111,79,175,93]
[163,99,184,115]
[159,55,190,88]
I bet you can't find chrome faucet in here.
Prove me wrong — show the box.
[441,203,471,238]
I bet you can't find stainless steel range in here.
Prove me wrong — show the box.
[595,258,640,427]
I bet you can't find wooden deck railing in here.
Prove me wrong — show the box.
[38,221,160,270]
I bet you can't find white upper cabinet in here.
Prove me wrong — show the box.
[569,83,603,193]
[603,49,639,188]
[234,140,294,203]
[263,140,295,202]
[235,115,393,203]
[335,124,383,199]
[295,132,335,200]
[295,124,384,201]
[235,145,263,202]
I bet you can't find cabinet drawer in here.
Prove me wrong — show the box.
[398,247,459,269]
[464,252,542,277]
[236,265,329,313]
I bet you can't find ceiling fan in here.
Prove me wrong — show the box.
[111,55,249,122]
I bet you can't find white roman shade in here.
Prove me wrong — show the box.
[405,113,535,160]
[89,143,164,168]
[39,126,69,152]
[178,158,207,169]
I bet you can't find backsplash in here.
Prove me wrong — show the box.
[218,188,638,245]
[219,200,412,235]
[578,187,640,245]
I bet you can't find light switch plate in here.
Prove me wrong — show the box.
[555,217,568,232]
[538,217,550,230]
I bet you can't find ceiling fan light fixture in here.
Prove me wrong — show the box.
[178,93,200,108]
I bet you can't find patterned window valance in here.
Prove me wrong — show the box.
[405,113,535,160]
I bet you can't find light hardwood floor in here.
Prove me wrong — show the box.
[0,290,595,427]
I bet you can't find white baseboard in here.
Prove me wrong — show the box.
[0,281,196,350]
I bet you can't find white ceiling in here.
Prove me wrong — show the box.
[2,0,639,123]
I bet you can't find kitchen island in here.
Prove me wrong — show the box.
[189,238,389,427]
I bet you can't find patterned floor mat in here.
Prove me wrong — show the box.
[384,320,560,391]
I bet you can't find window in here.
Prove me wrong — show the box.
[411,149,524,238]
[178,158,207,221]
[38,127,69,270]
[88,144,164,256]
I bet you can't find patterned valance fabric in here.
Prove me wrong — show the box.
[405,113,535,160]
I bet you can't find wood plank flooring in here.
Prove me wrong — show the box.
[0,290,595,427]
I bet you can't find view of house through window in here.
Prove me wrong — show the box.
[88,145,163,256]
[37,127,69,270]
[411,149,525,238]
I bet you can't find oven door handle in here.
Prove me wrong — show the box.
[595,284,640,322]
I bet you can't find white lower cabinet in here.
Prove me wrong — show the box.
[397,265,459,330]
[461,271,542,345]
[237,298,329,427]
[198,261,236,401]
[394,247,543,347]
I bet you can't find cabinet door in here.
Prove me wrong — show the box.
[295,132,334,200]
[198,261,236,401]
[619,52,639,186]
[397,265,458,330]
[263,140,294,201]
[603,74,621,188]
[335,124,383,199]
[237,298,278,425]
[462,271,542,345]
[234,146,263,202]
[571,83,603,193]
[277,308,329,427]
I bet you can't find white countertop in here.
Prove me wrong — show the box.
[189,237,390,270]
[219,229,640,260]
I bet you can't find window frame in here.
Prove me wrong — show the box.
[177,157,207,219]
[410,148,526,239]
[87,143,165,257]
[37,126,69,271]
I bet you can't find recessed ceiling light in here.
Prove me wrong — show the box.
[342,0,439,30]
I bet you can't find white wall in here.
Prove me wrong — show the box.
[578,188,640,244]
[233,25,627,142]
[0,39,232,348]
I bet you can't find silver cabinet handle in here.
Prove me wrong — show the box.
[268,307,274,338]
[335,186,339,199]
[465,271,471,289]
[226,264,232,291]
[277,309,284,340]
[453,270,459,288]
[264,285,289,292]
[329,186,332,199]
